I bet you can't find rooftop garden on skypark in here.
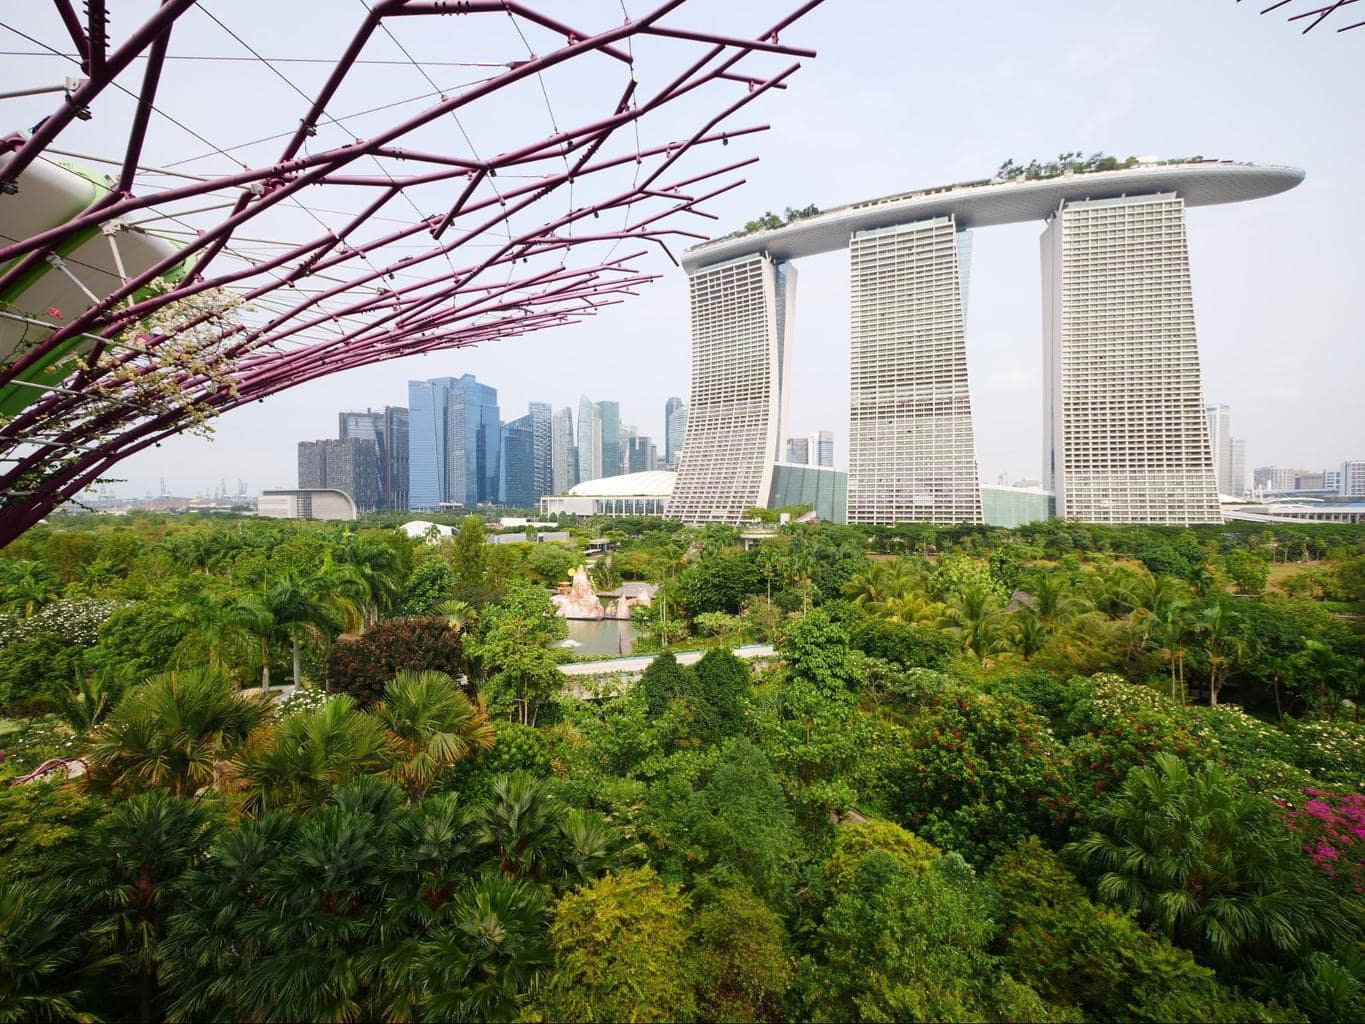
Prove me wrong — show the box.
[992,151,1207,182]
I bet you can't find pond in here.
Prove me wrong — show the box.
[563,618,640,658]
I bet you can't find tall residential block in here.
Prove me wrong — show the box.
[576,395,601,483]
[551,405,577,494]
[665,397,687,468]
[670,253,797,523]
[848,218,981,524]
[297,437,378,511]
[1042,194,1219,524]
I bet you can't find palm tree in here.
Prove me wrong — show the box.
[1065,753,1349,966]
[1192,602,1243,707]
[841,560,919,612]
[85,792,217,1024]
[153,590,259,678]
[1007,610,1049,661]
[0,878,93,1023]
[883,590,942,627]
[0,560,61,617]
[1028,573,1090,626]
[415,873,552,1023]
[939,584,1007,658]
[476,771,564,880]
[240,565,365,690]
[1154,601,1194,703]
[84,668,273,797]
[336,536,403,627]
[47,667,124,734]
[558,808,623,884]
[229,695,394,812]
[374,670,495,799]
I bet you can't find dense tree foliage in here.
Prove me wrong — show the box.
[1,511,1362,1021]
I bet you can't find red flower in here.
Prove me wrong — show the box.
[46,306,62,318]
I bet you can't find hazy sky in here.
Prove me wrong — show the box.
[5,1,1362,498]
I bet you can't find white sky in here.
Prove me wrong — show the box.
[3,1,1362,498]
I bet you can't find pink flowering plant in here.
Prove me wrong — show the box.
[1281,787,1365,894]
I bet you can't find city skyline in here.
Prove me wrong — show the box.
[86,1,1363,499]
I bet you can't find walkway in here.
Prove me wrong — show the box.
[560,643,776,677]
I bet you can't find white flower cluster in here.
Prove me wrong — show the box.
[274,687,337,720]
[0,598,125,649]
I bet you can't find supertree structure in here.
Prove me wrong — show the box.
[0,0,823,543]
[1240,0,1364,32]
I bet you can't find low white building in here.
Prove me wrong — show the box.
[258,489,357,521]
[541,470,674,518]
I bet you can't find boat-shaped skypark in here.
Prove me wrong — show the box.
[668,161,1304,526]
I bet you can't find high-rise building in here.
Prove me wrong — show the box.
[551,406,577,494]
[384,406,409,509]
[576,395,601,483]
[409,378,452,510]
[670,253,796,523]
[447,375,500,507]
[1254,466,1299,493]
[1340,460,1365,497]
[1206,404,1231,495]
[1324,469,1342,493]
[528,401,552,502]
[597,400,621,480]
[297,437,378,511]
[665,397,687,468]
[849,219,980,524]
[500,414,536,508]
[339,406,407,508]
[618,423,637,477]
[812,429,835,469]
[674,161,1299,526]
[785,436,810,464]
[627,435,654,474]
[407,374,499,510]
[1229,438,1246,499]
[1043,194,1219,524]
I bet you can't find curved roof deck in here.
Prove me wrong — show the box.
[682,161,1304,271]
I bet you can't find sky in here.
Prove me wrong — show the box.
[4,1,1363,498]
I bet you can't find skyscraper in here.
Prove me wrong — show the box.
[1206,404,1231,495]
[1341,460,1365,497]
[812,429,835,468]
[384,406,409,509]
[664,397,687,468]
[339,406,408,508]
[785,436,810,464]
[500,414,536,508]
[408,377,453,510]
[618,423,637,477]
[627,435,654,473]
[576,395,601,483]
[551,405,577,494]
[674,161,1298,526]
[848,218,980,524]
[1229,438,1246,499]
[669,253,796,523]
[446,375,500,507]
[297,437,378,511]
[597,400,621,480]
[1043,194,1219,524]
[528,401,552,502]
[408,374,499,510]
